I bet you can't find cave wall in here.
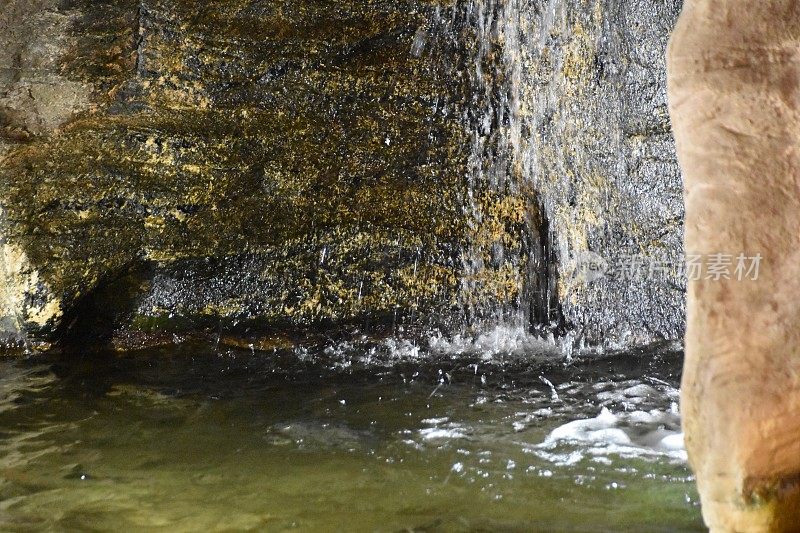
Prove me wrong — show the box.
[0,0,532,348]
[514,0,685,346]
[0,0,685,350]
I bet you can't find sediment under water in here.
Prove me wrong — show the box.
[0,337,701,532]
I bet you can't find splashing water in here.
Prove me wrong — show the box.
[0,343,701,531]
[437,0,565,342]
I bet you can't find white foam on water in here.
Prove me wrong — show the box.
[426,324,569,360]
[381,338,424,361]
[293,315,621,369]
[421,417,449,425]
[419,427,469,441]
[311,323,581,368]
[531,407,687,465]
[418,417,469,441]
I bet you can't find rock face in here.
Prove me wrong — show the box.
[669,0,800,530]
[510,0,686,346]
[0,0,535,348]
[0,0,685,350]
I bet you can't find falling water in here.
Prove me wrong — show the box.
[435,0,683,351]
[436,0,563,346]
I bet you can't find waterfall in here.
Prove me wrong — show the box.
[443,0,562,338]
[439,0,684,349]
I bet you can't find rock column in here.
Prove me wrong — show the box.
[668,1,800,530]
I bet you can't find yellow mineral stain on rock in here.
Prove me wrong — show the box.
[561,22,594,86]
[0,242,62,329]
[27,297,63,328]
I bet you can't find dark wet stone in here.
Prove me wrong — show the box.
[0,0,685,351]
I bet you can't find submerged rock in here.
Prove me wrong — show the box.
[0,0,685,351]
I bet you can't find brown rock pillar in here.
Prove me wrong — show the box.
[668,1,800,530]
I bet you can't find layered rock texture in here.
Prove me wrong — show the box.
[0,0,532,348]
[0,0,685,350]
[669,0,800,530]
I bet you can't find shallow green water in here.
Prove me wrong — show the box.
[0,340,703,532]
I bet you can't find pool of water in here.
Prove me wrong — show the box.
[0,336,703,532]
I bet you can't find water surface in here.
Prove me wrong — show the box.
[0,338,703,531]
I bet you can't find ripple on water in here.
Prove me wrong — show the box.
[0,339,702,531]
